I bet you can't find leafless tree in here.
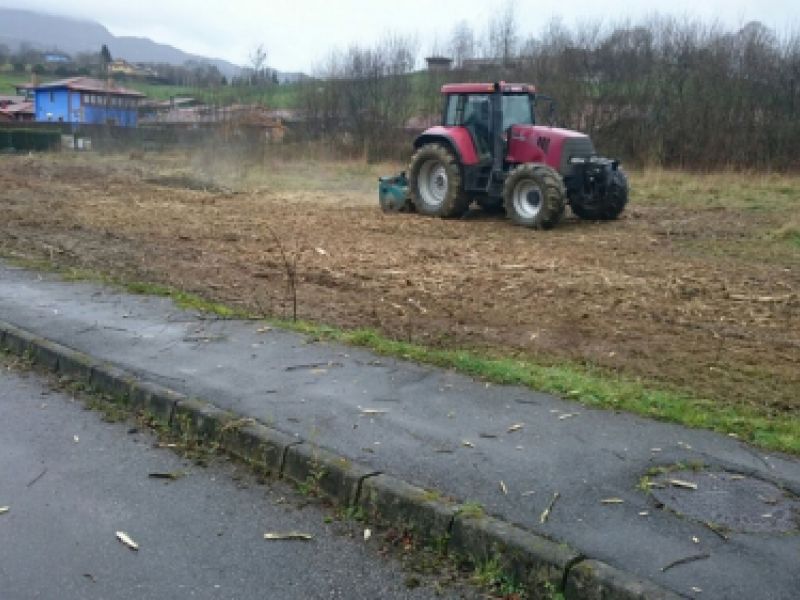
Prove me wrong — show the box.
[300,17,800,169]
[449,20,475,68]
[299,33,418,160]
[488,1,518,65]
[248,43,268,85]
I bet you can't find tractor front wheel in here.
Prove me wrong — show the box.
[570,168,629,220]
[408,144,469,218]
[503,164,566,229]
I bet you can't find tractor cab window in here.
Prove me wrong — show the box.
[444,95,460,126]
[463,95,490,128]
[462,95,491,157]
[502,94,534,130]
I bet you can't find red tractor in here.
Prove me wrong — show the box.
[379,82,628,228]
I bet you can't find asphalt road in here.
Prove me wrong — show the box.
[1,262,799,599]
[0,361,470,600]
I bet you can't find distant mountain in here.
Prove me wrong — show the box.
[0,8,243,78]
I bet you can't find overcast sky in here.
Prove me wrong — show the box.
[2,0,798,71]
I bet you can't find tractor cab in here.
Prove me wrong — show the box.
[442,84,536,161]
[380,81,629,230]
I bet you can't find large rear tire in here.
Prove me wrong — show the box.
[408,144,469,218]
[503,164,566,229]
[570,168,628,220]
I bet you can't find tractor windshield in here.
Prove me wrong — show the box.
[502,94,534,129]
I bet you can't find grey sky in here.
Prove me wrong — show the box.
[2,0,798,71]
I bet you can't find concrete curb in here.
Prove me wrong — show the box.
[0,318,684,599]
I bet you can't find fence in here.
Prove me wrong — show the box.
[0,128,61,152]
[0,121,278,154]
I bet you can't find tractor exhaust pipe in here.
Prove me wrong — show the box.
[491,82,504,180]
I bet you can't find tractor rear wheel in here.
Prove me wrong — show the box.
[570,169,629,220]
[408,144,469,218]
[503,164,566,229]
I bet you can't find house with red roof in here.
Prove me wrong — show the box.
[32,77,146,127]
[0,95,34,122]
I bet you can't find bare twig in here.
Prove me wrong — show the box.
[148,471,186,480]
[264,223,298,322]
[660,553,710,572]
[116,531,139,551]
[285,361,343,371]
[264,532,313,541]
[704,522,730,542]
[540,492,560,524]
[27,467,48,488]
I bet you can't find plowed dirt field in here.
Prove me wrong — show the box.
[1,152,798,420]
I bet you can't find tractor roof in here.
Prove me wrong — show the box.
[441,82,536,95]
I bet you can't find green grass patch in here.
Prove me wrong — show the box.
[768,222,800,248]
[471,557,526,598]
[457,500,486,519]
[0,71,46,94]
[122,80,301,109]
[120,280,243,317]
[4,254,799,456]
[632,169,800,213]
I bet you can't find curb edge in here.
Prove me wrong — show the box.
[0,318,684,600]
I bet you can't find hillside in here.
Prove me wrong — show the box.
[0,7,242,78]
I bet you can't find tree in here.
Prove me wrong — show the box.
[298,33,418,160]
[249,43,268,85]
[100,44,112,75]
[449,21,475,68]
[488,1,518,65]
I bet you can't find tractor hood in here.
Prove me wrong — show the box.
[507,125,596,176]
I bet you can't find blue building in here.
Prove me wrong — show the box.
[33,77,145,127]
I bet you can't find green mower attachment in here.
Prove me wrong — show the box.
[378,172,412,212]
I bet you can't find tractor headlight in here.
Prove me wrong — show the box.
[570,155,602,165]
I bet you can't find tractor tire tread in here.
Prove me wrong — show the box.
[408,143,470,218]
[503,163,566,229]
[571,168,629,220]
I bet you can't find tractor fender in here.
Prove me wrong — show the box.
[413,127,479,166]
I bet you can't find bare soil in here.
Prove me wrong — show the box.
[1,153,798,416]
